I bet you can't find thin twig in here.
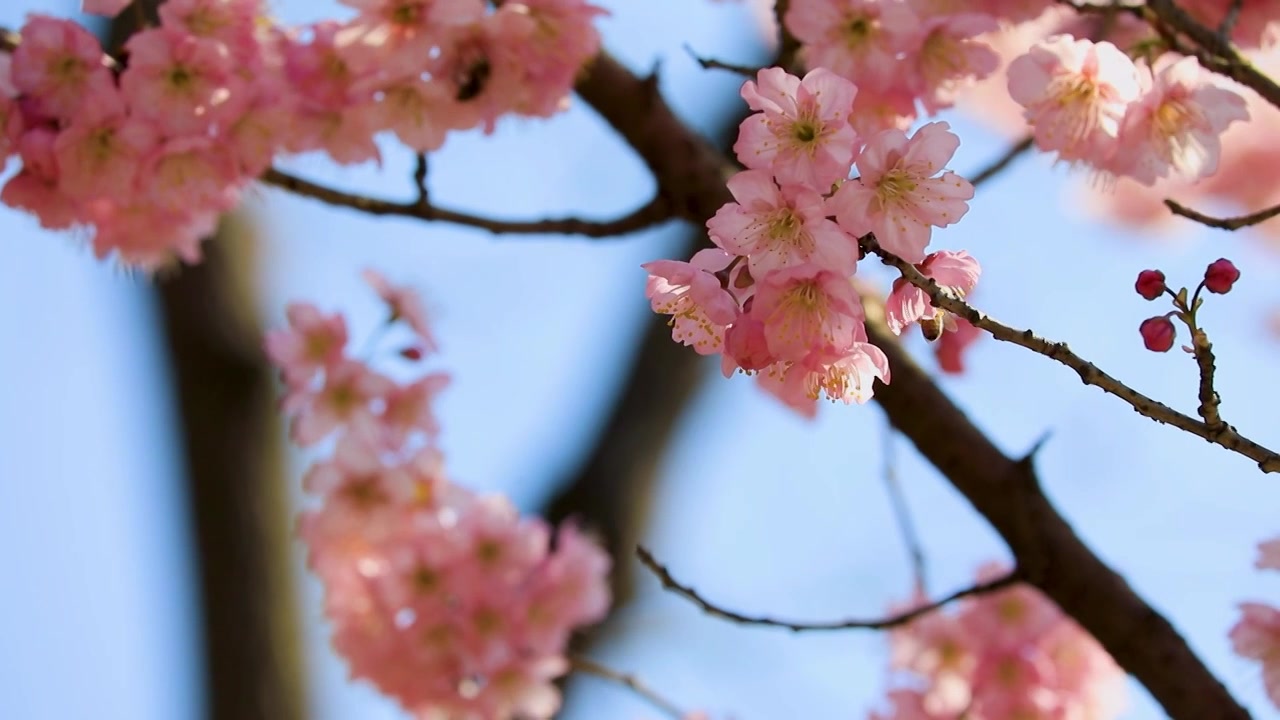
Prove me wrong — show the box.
[881,423,927,594]
[683,44,758,77]
[411,153,429,207]
[968,136,1035,188]
[1219,0,1244,43]
[260,167,673,238]
[636,545,1018,632]
[1163,198,1280,230]
[569,656,687,719]
[861,234,1280,473]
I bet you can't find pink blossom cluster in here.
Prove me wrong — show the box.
[266,271,611,719]
[1007,35,1250,186]
[643,67,979,415]
[0,0,604,269]
[873,564,1127,720]
[1230,536,1280,710]
[781,0,1038,136]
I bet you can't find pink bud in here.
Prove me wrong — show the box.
[1135,269,1166,300]
[1203,258,1240,294]
[399,346,424,361]
[1140,316,1176,352]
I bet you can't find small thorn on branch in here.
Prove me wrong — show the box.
[682,43,760,77]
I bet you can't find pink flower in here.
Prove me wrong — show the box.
[786,342,892,405]
[264,302,349,387]
[120,28,240,136]
[642,250,740,355]
[1230,602,1280,708]
[1007,35,1142,166]
[784,0,919,92]
[158,0,267,68]
[137,135,241,212]
[910,13,999,116]
[721,314,776,376]
[363,269,439,353]
[749,263,864,361]
[1,127,81,230]
[379,374,451,448]
[935,316,980,374]
[828,121,973,263]
[708,170,857,276]
[335,0,486,77]
[11,16,116,121]
[848,83,917,137]
[1258,537,1280,571]
[86,201,218,270]
[1113,56,1248,185]
[54,94,157,202]
[734,67,860,191]
[285,359,395,446]
[83,0,132,15]
[365,75,453,152]
[884,250,980,337]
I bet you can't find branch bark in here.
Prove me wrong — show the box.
[572,49,1252,720]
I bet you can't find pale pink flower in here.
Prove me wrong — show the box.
[910,13,1000,116]
[784,342,891,405]
[721,314,776,377]
[264,302,349,387]
[1258,537,1280,571]
[121,28,241,136]
[1007,35,1142,166]
[829,121,973,263]
[54,92,158,201]
[642,250,740,356]
[884,250,980,337]
[11,16,116,121]
[493,0,606,107]
[708,169,857,275]
[1,127,80,230]
[784,0,920,92]
[849,83,917,137]
[1230,602,1280,708]
[1039,618,1128,720]
[86,201,218,270]
[158,0,267,68]
[749,263,864,361]
[285,102,383,166]
[363,269,439,353]
[335,0,486,77]
[138,135,241,212]
[286,359,395,446]
[83,0,132,16]
[755,362,819,418]
[379,374,451,448]
[1112,56,1249,185]
[734,67,860,190]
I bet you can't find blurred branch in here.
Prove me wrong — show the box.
[1163,198,1280,230]
[684,44,759,77]
[570,47,1253,720]
[882,424,928,593]
[261,168,672,239]
[862,234,1280,473]
[569,656,687,719]
[968,136,1034,188]
[637,546,1017,631]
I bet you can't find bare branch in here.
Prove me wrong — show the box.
[569,656,687,719]
[683,44,758,77]
[968,136,1035,188]
[411,153,429,206]
[1190,327,1224,427]
[1163,197,1280,230]
[260,167,672,238]
[861,234,1280,473]
[881,424,928,593]
[636,545,1017,632]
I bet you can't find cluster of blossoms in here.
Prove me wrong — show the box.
[1133,258,1239,353]
[266,273,611,719]
[873,565,1127,720]
[0,0,603,269]
[644,66,980,415]
[1230,536,1280,710]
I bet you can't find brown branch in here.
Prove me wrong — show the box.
[968,136,1035,188]
[259,167,672,238]
[569,656,687,719]
[862,235,1280,473]
[637,546,1018,632]
[0,27,17,53]
[1163,197,1280,230]
[574,48,1254,720]
[1142,0,1280,108]
[683,44,758,77]
[1190,327,1224,427]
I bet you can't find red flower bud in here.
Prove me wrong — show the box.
[399,346,424,361]
[1139,316,1176,352]
[1203,258,1240,294]
[1135,269,1166,300]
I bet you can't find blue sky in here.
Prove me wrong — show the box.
[1,1,1279,719]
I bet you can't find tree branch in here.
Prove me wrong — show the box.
[570,49,1253,720]
[1163,197,1280,230]
[968,136,1035,188]
[637,546,1017,632]
[259,167,672,239]
[861,235,1280,473]
[569,656,688,719]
